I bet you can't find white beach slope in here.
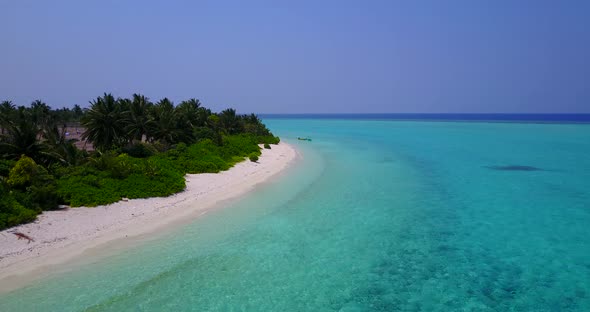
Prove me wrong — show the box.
[0,142,297,290]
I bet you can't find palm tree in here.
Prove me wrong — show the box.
[177,99,202,127]
[206,114,223,145]
[242,113,272,136]
[125,94,154,143]
[0,101,16,135]
[43,124,79,166]
[219,108,244,135]
[0,110,61,165]
[149,98,181,146]
[81,93,126,151]
[72,104,84,120]
[30,100,53,128]
[176,98,203,143]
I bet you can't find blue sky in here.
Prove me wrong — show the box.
[1,1,588,113]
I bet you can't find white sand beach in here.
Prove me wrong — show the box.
[0,142,298,291]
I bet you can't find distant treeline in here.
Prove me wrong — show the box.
[0,93,279,230]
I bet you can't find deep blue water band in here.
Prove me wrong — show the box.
[259,113,590,123]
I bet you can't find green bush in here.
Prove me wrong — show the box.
[150,141,168,153]
[257,135,280,145]
[0,187,38,229]
[29,181,59,211]
[0,159,15,177]
[88,152,118,171]
[56,172,120,207]
[263,143,271,149]
[118,171,185,199]
[7,156,37,189]
[112,154,138,179]
[121,142,157,158]
[6,156,59,211]
[56,154,186,207]
[193,126,217,142]
[142,159,161,178]
[220,135,260,159]
[86,152,140,179]
[5,134,271,221]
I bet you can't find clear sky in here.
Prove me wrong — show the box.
[1,1,589,113]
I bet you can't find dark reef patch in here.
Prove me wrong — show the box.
[484,165,544,171]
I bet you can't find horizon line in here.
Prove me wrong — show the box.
[257,112,590,115]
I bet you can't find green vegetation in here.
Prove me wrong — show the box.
[0,94,279,230]
[0,183,37,229]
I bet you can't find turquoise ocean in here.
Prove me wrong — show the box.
[1,116,589,311]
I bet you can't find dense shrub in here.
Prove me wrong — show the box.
[263,143,271,149]
[220,135,260,160]
[56,172,121,207]
[6,155,59,211]
[6,156,37,189]
[193,127,217,142]
[88,152,118,172]
[0,186,38,229]
[29,181,59,211]
[166,137,259,174]
[121,142,157,158]
[111,154,136,179]
[118,171,185,199]
[56,155,185,207]
[2,133,274,228]
[0,159,15,177]
[257,135,280,145]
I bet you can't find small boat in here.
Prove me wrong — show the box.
[297,137,312,142]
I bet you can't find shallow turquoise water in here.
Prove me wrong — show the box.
[1,119,589,311]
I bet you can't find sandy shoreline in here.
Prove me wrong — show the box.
[0,142,298,292]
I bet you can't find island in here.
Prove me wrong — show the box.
[0,94,297,290]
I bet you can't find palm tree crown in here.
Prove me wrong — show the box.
[81,93,126,151]
[126,93,154,143]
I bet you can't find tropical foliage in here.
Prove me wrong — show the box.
[0,94,279,230]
